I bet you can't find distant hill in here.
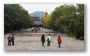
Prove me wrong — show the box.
[30,11,45,19]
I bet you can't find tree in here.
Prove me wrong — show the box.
[42,4,84,40]
[49,5,76,33]
[4,4,33,33]
[69,19,75,34]
[42,11,50,28]
[75,4,84,40]
[21,9,33,28]
[4,4,23,32]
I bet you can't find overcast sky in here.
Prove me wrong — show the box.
[20,4,76,14]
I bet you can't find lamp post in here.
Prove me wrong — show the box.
[76,12,80,19]
[75,12,80,39]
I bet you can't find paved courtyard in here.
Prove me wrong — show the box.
[4,28,84,50]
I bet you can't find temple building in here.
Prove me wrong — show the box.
[31,16,43,27]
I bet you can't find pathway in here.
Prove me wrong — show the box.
[4,28,84,50]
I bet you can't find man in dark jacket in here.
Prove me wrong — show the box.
[41,34,45,46]
[7,34,12,46]
[11,33,14,45]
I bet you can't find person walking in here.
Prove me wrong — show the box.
[47,34,51,46]
[41,34,45,46]
[57,36,62,48]
[40,27,42,32]
[31,27,34,33]
[7,33,12,46]
[11,33,14,45]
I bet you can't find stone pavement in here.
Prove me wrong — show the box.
[4,28,84,50]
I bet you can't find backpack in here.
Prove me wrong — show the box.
[47,38,49,41]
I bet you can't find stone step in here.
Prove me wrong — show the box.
[14,33,59,37]
[5,33,67,37]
